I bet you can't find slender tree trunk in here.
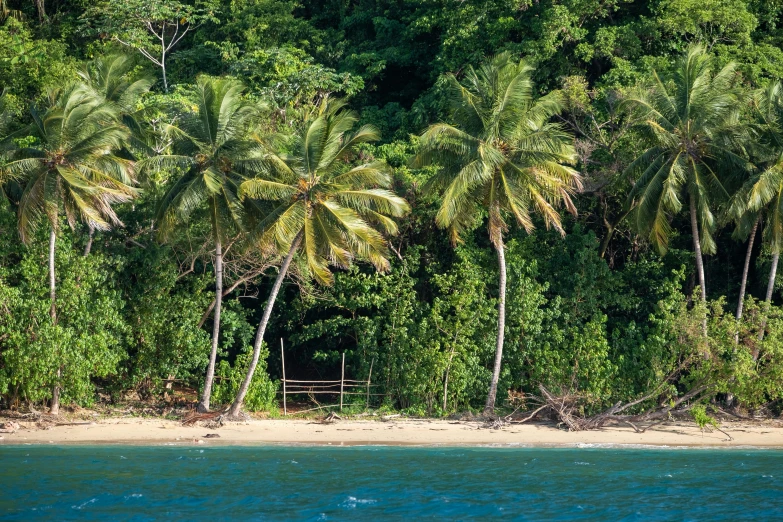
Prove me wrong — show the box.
[757,252,779,348]
[48,227,60,415]
[735,216,760,342]
[160,51,168,92]
[34,0,45,23]
[690,195,708,334]
[83,225,95,256]
[198,238,223,412]
[484,237,507,414]
[227,233,302,417]
[443,346,456,413]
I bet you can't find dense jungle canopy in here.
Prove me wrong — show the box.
[2,0,783,418]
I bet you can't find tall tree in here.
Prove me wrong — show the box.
[1,85,137,414]
[413,52,580,413]
[226,99,409,417]
[143,77,264,412]
[623,45,745,309]
[82,0,218,91]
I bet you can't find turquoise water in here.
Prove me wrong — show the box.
[1,445,781,520]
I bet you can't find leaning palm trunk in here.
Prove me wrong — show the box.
[198,239,223,412]
[690,195,708,334]
[48,227,61,415]
[228,234,302,417]
[484,237,507,413]
[758,252,779,347]
[735,217,760,342]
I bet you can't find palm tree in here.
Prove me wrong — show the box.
[226,99,409,417]
[413,52,580,413]
[2,85,137,414]
[78,53,154,254]
[143,77,264,412]
[738,81,783,345]
[623,45,745,310]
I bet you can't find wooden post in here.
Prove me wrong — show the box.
[366,358,374,409]
[340,352,345,412]
[281,339,287,416]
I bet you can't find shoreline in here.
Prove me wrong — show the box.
[2,417,783,448]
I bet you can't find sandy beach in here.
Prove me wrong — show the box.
[1,416,782,447]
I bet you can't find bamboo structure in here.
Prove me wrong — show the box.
[366,358,374,409]
[340,352,345,412]
[281,339,287,415]
[278,348,381,414]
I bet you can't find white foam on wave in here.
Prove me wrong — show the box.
[72,498,97,510]
[341,496,377,508]
[124,494,143,500]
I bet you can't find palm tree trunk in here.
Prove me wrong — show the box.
[49,227,56,321]
[484,237,507,414]
[227,233,302,417]
[83,225,95,256]
[48,227,60,415]
[735,216,760,342]
[690,194,708,334]
[198,238,223,412]
[757,252,779,348]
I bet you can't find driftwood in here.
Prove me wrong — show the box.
[505,382,713,432]
[182,411,224,428]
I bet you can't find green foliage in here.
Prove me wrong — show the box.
[5,0,783,418]
[0,221,127,406]
[225,46,364,109]
[211,350,278,412]
[0,19,77,100]
[119,243,211,395]
[690,404,718,430]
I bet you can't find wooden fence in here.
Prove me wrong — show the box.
[279,339,381,415]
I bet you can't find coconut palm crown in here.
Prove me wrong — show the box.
[240,98,410,285]
[4,85,137,243]
[413,52,580,247]
[146,77,264,243]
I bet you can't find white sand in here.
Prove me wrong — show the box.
[1,417,782,447]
